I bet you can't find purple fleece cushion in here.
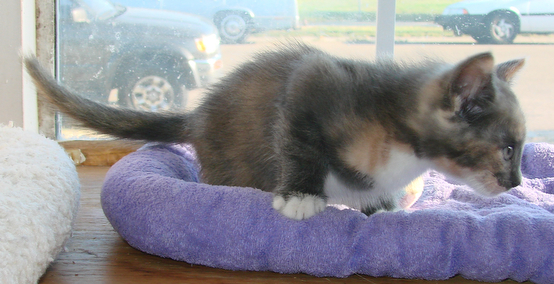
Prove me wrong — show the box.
[101,143,554,283]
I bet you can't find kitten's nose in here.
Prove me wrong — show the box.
[498,173,521,189]
[504,175,521,189]
[508,172,522,188]
[510,178,521,188]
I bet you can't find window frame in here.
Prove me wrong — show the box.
[36,0,57,139]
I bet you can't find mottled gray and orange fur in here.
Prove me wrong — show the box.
[25,43,526,220]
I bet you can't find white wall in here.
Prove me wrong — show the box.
[0,0,37,132]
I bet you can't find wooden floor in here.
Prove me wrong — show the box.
[39,166,524,284]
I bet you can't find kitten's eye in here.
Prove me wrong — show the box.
[502,146,514,161]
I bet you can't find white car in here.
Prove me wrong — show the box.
[435,0,554,44]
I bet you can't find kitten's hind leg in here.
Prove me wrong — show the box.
[272,164,329,220]
[361,176,425,216]
[271,98,332,220]
[361,199,398,216]
[271,139,329,220]
[272,193,326,220]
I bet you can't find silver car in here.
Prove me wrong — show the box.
[436,0,554,44]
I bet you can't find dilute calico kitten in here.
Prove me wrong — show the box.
[25,43,526,220]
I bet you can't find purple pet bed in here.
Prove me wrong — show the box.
[101,143,554,283]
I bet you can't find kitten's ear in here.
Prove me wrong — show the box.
[495,58,525,82]
[448,52,495,119]
[450,52,494,102]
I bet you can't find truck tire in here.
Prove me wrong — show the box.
[216,13,250,44]
[119,60,188,111]
[472,11,519,44]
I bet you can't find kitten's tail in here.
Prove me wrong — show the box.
[24,56,192,143]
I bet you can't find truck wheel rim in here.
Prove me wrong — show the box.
[493,18,515,40]
[131,76,175,111]
[221,15,246,40]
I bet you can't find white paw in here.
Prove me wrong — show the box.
[372,207,402,214]
[272,194,326,220]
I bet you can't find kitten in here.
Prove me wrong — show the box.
[25,43,526,220]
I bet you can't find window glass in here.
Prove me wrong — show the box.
[56,0,554,143]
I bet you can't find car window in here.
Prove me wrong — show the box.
[56,0,554,143]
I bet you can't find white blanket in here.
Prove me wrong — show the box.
[0,126,80,284]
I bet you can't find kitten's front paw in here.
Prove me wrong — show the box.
[272,194,326,220]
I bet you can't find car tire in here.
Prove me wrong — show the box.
[473,11,519,44]
[119,61,188,111]
[452,26,463,37]
[217,13,250,44]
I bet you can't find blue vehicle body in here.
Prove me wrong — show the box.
[114,0,300,43]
